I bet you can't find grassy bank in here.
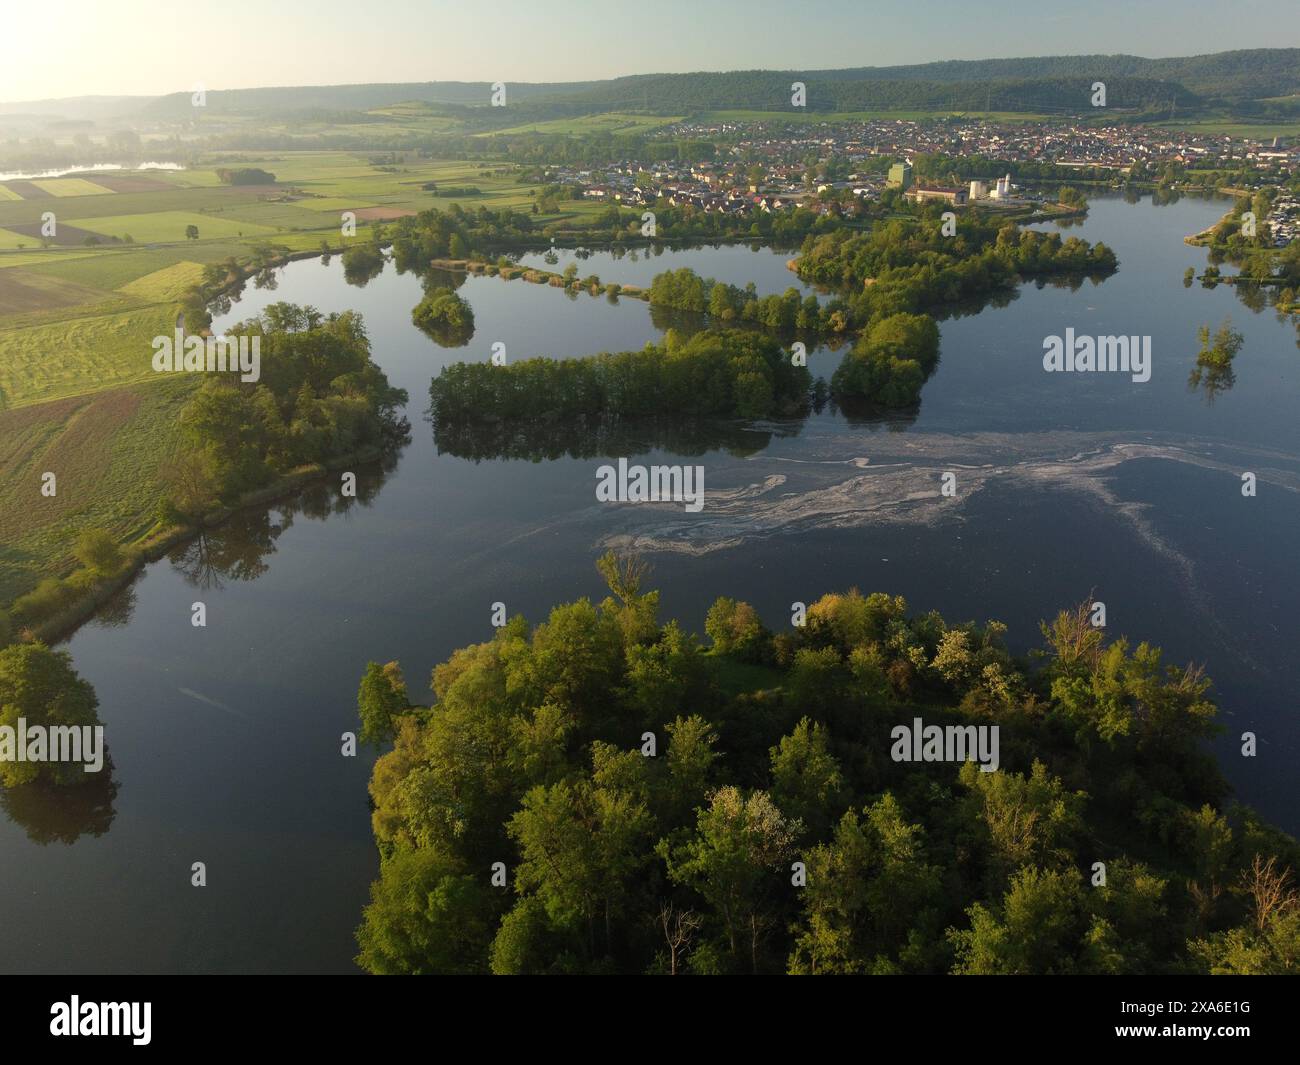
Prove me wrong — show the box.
[6,446,384,646]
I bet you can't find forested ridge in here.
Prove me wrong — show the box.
[120,49,1300,123]
[354,556,1299,975]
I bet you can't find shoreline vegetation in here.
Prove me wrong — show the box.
[3,302,408,647]
[418,201,1118,420]
[353,555,1300,975]
[10,449,384,646]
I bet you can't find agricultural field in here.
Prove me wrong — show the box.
[29,177,115,197]
[0,304,174,407]
[0,151,544,610]
[1156,117,1300,140]
[71,210,282,242]
[0,376,197,603]
[487,112,683,136]
[0,228,35,249]
[697,108,1057,124]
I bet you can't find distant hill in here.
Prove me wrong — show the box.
[133,80,608,120]
[522,73,1201,117]
[2,49,1297,123]
[788,49,1300,99]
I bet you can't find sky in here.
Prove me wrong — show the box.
[3,0,1298,102]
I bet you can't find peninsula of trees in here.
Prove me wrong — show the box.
[354,555,1299,975]
[159,303,409,521]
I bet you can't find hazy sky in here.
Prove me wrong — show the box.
[4,0,1298,101]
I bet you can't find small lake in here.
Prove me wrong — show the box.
[2,193,1297,973]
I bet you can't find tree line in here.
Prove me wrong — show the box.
[428,329,812,427]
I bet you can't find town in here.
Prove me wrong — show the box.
[542,115,1298,234]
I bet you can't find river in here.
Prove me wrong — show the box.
[2,192,1296,973]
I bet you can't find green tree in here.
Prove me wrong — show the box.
[411,287,475,347]
[661,786,801,972]
[1189,856,1300,974]
[769,718,844,839]
[355,845,496,974]
[0,643,101,787]
[508,771,653,962]
[357,661,408,746]
[704,596,765,659]
[73,529,124,576]
[949,865,1086,974]
[788,795,942,974]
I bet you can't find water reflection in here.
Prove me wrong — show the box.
[166,457,399,590]
[342,248,387,288]
[431,413,805,462]
[0,757,118,845]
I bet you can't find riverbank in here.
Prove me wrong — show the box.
[10,446,385,647]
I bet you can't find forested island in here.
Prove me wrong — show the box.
[354,555,1299,975]
[414,201,1117,415]
[429,329,812,429]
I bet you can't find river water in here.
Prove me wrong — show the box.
[2,193,1296,973]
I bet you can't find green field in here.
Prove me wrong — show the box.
[31,177,115,197]
[294,196,379,212]
[0,304,174,407]
[0,249,104,270]
[698,108,1057,124]
[0,150,531,612]
[118,261,207,301]
[487,112,683,136]
[0,376,197,603]
[74,210,282,242]
[0,228,36,249]
[1155,118,1300,140]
